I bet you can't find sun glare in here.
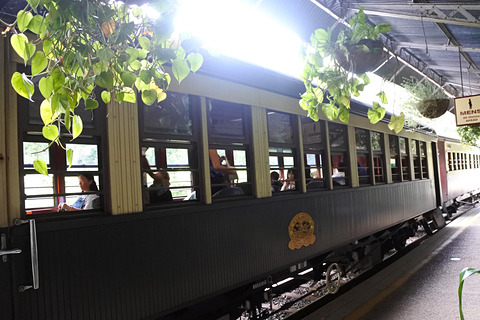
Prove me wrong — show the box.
[175,0,304,78]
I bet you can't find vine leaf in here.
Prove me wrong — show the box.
[172,58,190,84]
[66,149,73,169]
[72,115,83,139]
[388,112,405,133]
[31,52,48,76]
[33,159,48,176]
[11,72,34,100]
[368,102,386,124]
[11,34,35,64]
[39,76,54,99]
[142,89,157,105]
[42,124,59,141]
[458,267,480,320]
[85,98,99,110]
[187,53,203,72]
[17,10,33,32]
[101,91,111,104]
[40,99,55,125]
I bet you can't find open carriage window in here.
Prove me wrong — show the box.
[355,128,371,186]
[302,117,326,190]
[140,92,200,205]
[268,111,298,193]
[19,72,105,216]
[208,99,252,199]
[329,123,350,188]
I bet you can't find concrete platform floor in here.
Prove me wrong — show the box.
[302,205,480,320]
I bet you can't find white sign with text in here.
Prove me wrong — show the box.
[455,94,480,126]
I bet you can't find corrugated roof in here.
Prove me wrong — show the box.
[1,0,479,99]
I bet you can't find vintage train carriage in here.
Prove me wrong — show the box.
[1,38,479,320]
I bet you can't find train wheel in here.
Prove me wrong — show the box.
[326,263,342,294]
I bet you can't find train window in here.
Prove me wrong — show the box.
[411,140,421,179]
[355,129,371,185]
[140,93,200,205]
[18,72,105,215]
[329,123,349,187]
[268,111,298,193]
[371,132,385,183]
[448,152,453,171]
[419,141,428,178]
[399,137,410,181]
[208,99,252,199]
[389,135,401,182]
[302,118,326,190]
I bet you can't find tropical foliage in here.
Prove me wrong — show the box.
[300,7,394,127]
[3,0,202,174]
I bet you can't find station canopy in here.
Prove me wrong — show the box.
[1,0,480,99]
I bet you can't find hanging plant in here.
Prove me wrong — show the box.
[300,7,392,126]
[3,0,203,174]
[401,77,450,119]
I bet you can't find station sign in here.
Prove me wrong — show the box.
[455,94,480,126]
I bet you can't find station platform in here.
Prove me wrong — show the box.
[302,205,480,320]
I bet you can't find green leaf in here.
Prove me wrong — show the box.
[11,34,35,64]
[43,39,53,55]
[142,89,157,105]
[376,24,392,34]
[140,70,152,85]
[138,36,152,51]
[123,90,136,103]
[31,52,48,75]
[64,112,71,132]
[97,48,115,62]
[85,98,99,110]
[458,268,480,320]
[338,106,350,123]
[42,124,59,141]
[377,91,388,104]
[121,71,136,87]
[85,99,98,110]
[321,103,339,120]
[11,72,34,100]
[17,10,33,32]
[172,58,190,84]
[51,68,65,91]
[66,148,73,169]
[368,102,386,124]
[129,60,142,71]
[27,0,41,10]
[388,112,405,134]
[101,91,111,104]
[72,115,83,139]
[51,93,69,113]
[39,76,54,99]
[40,99,56,125]
[28,15,47,35]
[96,71,114,89]
[33,159,48,176]
[187,52,203,72]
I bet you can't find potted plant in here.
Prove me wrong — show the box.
[401,77,451,119]
[300,7,392,125]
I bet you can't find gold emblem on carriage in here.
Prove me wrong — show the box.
[288,212,316,250]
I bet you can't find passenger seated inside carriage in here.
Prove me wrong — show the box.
[332,162,346,186]
[209,149,240,197]
[271,171,282,192]
[57,173,101,211]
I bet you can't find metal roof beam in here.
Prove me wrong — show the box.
[395,42,480,53]
[345,4,480,28]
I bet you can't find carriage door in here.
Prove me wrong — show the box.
[0,220,39,320]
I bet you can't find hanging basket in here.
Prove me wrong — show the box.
[335,39,386,74]
[416,98,450,118]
